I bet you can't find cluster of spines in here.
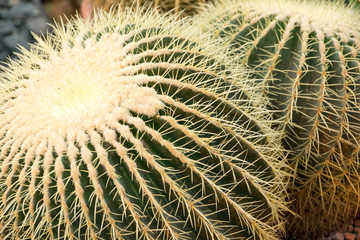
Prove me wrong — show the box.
[194,0,360,236]
[0,9,288,240]
[92,0,210,16]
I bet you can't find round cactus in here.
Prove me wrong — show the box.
[194,0,360,236]
[91,0,210,16]
[0,8,288,240]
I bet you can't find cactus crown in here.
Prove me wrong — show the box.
[199,0,360,40]
[0,8,288,240]
[243,0,358,35]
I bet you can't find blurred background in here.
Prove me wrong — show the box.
[0,0,82,67]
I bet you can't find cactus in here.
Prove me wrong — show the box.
[194,0,360,236]
[91,0,210,16]
[0,8,288,240]
[349,0,360,9]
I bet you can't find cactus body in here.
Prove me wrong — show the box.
[92,0,210,16]
[195,0,360,236]
[0,9,287,240]
[348,0,360,9]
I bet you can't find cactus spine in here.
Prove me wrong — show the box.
[195,0,360,236]
[348,0,360,9]
[92,0,210,16]
[0,8,288,240]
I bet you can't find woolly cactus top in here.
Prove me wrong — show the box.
[0,8,287,240]
[201,0,360,43]
[0,9,262,152]
[241,0,359,37]
[1,32,165,137]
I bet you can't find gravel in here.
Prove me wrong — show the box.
[0,0,50,67]
[285,217,360,240]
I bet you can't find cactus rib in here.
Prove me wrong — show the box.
[194,0,360,236]
[0,8,287,240]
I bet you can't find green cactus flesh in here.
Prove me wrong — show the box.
[348,0,360,9]
[195,0,360,236]
[0,9,287,240]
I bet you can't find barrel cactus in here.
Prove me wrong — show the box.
[91,0,210,16]
[0,8,288,240]
[195,0,360,236]
[348,0,360,8]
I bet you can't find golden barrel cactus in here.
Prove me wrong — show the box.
[194,0,360,236]
[0,8,288,240]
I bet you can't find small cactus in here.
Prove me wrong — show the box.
[194,0,360,236]
[0,8,288,240]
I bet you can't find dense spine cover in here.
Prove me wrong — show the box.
[194,0,360,236]
[0,9,287,240]
[348,0,360,9]
[92,0,210,16]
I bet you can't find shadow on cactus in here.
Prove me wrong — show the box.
[0,8,288,240]
[194,0,360,237]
